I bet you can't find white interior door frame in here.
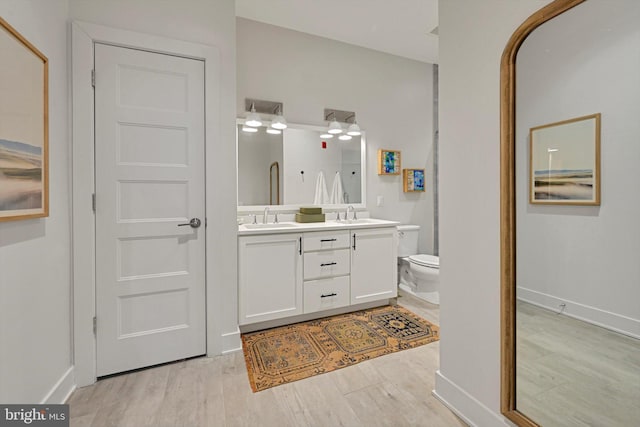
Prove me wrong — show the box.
[71,21,222,387]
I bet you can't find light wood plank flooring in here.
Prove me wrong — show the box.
[516,301,640,427]
[68,291,466,427]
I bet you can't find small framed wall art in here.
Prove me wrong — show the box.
[0,17,49,221]
[529,113,600,205]
[403,169,425,192]
[377,149,401,175]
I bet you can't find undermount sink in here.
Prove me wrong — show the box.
[242,222,299,229]
[328,218,384,225]
[344,218,377,224]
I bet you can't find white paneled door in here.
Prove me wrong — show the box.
[94,43,206,376]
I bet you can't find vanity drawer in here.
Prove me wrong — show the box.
[304,249,350,280]
[303,276,350,314]
[303,231,350,252]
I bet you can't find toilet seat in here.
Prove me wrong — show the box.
[409,254,439,269]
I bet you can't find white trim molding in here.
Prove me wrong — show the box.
[221,328,242,354]
[71,20,222,387]
[433,371,512,427]
[517,287,640,340]
[41,367,75,404]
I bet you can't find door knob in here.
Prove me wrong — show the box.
[177,218,202,228]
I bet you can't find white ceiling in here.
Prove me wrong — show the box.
[235,0,439,64]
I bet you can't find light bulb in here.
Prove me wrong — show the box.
[245,104,262,127]
[328,119,343,134]
[271,113,287,130]
[347,122,361,136]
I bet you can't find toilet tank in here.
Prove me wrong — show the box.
[397,224,420,257]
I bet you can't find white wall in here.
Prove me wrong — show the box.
[69,0,238,353]
[436,1,554,425]
[237,18,435,254]
[516,0,640,336]
[0,0,73,403]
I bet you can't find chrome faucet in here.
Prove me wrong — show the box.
[346,205,355,221]
[274,211,279,223]
[263,206,269,224]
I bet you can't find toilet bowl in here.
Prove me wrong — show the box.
[397,225,440,305]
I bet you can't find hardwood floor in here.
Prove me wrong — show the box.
[68,291,466,427]
[516,301,640,427]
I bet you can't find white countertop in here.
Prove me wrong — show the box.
[238,218,399,236]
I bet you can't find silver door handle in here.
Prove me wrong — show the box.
[178,218,202,228]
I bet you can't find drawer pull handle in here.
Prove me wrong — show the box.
[320,262,337,267]
[321,293,337,298]
[320,238,337,242]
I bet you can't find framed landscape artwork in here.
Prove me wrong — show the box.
[403,169,425,192]
[377,149,401,175]
[529,113,600,205]
[0,17,49,221]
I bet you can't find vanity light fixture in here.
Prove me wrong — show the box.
[320,133,334,139]
[245,103,262,127]
[324,108,361,138]
[244,98,287,131]
[242,125,258,133]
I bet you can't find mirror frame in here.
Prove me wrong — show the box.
[236,119,367,213]
[499,1,587,426]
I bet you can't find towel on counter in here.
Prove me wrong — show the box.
[313,171,329,204]
[329,172,345,204]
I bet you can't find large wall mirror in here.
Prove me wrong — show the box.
[501,0,640,426]
[237,121,365,212]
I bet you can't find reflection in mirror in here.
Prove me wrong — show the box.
[237,123,364,209]
[513,1,640,426]
[269,161,280,205]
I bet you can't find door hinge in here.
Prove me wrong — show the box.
[92,193,96,212]
[91,69,95,88]
[93,316,97,335]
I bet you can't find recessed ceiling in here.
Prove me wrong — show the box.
[235,0,439,64]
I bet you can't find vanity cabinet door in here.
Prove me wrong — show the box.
[238,233,303,325]
[350,227,398,305]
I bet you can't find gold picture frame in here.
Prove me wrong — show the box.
[0,17,49,221]
[377,149,401,175]
[529,113,600,205]
[403,169,425,192]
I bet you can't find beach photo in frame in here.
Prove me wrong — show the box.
[377,149,401,175]
[529,113,600,205]
[403,169,425,192]
[0,17,49,221]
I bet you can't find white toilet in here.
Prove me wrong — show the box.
[397,225,440,304]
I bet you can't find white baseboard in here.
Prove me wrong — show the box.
[433,371,512,427]
[517,287,640,339]
[41,367,76,404]
[221,328,242,354]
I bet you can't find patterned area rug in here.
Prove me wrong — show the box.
[241,305,439,392]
